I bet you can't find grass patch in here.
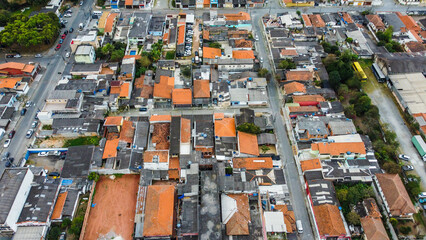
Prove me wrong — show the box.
[63,136,101,147]
[113,173,124,178]
[414,212,426,227]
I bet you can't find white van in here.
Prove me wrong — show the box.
[296,220,303,234]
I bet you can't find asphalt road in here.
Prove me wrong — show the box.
[0,0,95,174]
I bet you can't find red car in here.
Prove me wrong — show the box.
[55,44,61,50]
[61,34,66,39]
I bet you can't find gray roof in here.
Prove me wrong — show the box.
[257,133,276,145]
[170,116,181,156]
[55,80,97,93]
[75,45,93,55]
[18,177,60,223]
[70,63,102,73]
[179,196,198,235]
[61,145,95,178]
[52,118,100,134]
[133,119,149,151]
[297,119,329,135]
[148,16,165,33]
[377,52,426,74]
[328,120,357,135]
[236,108,255,125]
[48,90,77,100]
[199,170,222,240]
[13,226,46,240]
[62,189,80,218]
[128,13,150,38]
[307,178,337,206]
[0,168,30,224]
[194,115,214,147]
[379,13,405,32]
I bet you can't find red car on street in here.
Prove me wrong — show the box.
[55,44,61,50]
[61,34,66,39]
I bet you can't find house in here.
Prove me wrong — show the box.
[233,157,273,170]
[51,118,101,137]
[237,131,259,157]
[311,142,366,159]
[221,193,251,236]
[361,217,389,240]
[296,119,329,142]
[61,145,95,179]
[75,45,96,64]
[180,117,191,155]
[194,115,214,158]
[0,168,34,236]
[143,150,169,170]
[328,120,357,135]
[300,158,322,172]
[283,82,306,95]
[70,30,100,53]
[104,13,118,37]
[70,63,102,76]
[312,204,349,240]
[118,57,136,81]
[193,80,210,107]
[172,89,192,107]
[203,47,222,60]
[42,90,84,114]
[142,185,175,238]
[0,77,30,95]
[366,15,386,32]
[293,95,325,106]
[148,15,165,36]
[0,62,40,79]
[214,116,237,160]
[284,70,314,82]
[128,13,150,47]
[153,76,174,100]
[374,173,416,218]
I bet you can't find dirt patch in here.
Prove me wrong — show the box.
[37,137,67,148]
[27,154,64,172]
[84,175,139,240]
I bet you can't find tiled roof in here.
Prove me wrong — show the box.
[119,120,135,144]
[302,15,312,27]
[375,173,416,216]
[104,13,118,33]
[203,47,222,59]
[283,82,306,94]
[203,30,210,40]
[140,85,153,98]
[224,194,251,235]
[275,205,296,233]
[215,117,236,137]
[104,116,123,126]
[234,39,253,48]
[119,82,130,98]
[102,139,119,159]
[143,185,175,237]
[0,62,34,73]
[397,13,421,32]
[366,15,386,30]
[224,12,251,21]
[214,113,225,119]
[181,118,191,143]
[232,50,255,59]
[405,41,426,52]
[150,115,172,122]
[178,25,185,45]
[125,0,133,5]
[288,106,318,113]
[313,204,346,237]
[98,11,110,29]
[238,131,259,156]
[285,71,313,81]
[309,14,325,28]
[51,192,67,220]
[361,217,389,240]
[143,150,169,163]
[0,77,21,89]
[280,49,298,56]
[172,88,192,105]
[154,76,174,99]
[293,95,325,103]
[123,55,141,60]
[342,12,353,24]
[300,158,321,172]
[233,157,273,170]
[193,80,210,98]
[311,142,366,155]
[152,123,170,150]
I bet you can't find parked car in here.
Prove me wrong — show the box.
[55,44,62,50]
[31,121,38,128]
[35,54,42,58]
[402,165,414,171]
[66,52,70,58]
[3,152,10,159]
[38,152,48,156]
[5,54,14,58]
[64,30,68,35]
[80,0,84,5]
[4,160,11,167]
[4,139,11,148]
[260,57,264,63]
[20,108,27,116]
[69,27,74,33]
[419,192,426,198]
[49,172,60,178]
[399,154,411,161]
[8,130,15,139]
[25,129,34,139]
[139,107,147,112]
[59,232,66,240]
[59,39,64,44]
[25,101,32,108]
[61,34,66,39]
[14,54,22,58]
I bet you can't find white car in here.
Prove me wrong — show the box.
[66,52,71,58]
[4,139,11,148]
[25,101,32,108]
[399,154,411,161]
[38,152,48,156]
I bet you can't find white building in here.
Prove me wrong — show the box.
[75,45,96,64]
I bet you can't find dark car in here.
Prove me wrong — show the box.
[3,152,10,159]
[49,172,60,178]
[195,51,198,56]
[8,130,15,139]
[20,108,27,116]
[69,27,74,33]
[6,54,14,58]
[139,107,147,112]
[5,160,11,167]
[64,30,68,35]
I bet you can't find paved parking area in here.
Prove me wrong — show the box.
[27,154,65,172]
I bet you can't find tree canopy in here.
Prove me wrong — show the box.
[0,12,60,48]
[237,123,261,135]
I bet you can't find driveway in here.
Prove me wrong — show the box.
[366,78,426,190]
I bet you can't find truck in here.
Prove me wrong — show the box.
[412,135,426,161]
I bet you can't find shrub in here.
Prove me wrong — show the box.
[237,123,261,135]
[88,172,100,182]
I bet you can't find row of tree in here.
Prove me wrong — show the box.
[0,12,60,48]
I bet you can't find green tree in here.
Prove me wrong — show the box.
[0,10,11,27]
[182,66,191,78]
[278,59,296,70]
[336,188,348,202]
[337,84,349,96]
[296,10,301,16]
[354,95,372,116]
[399,226,412,235]
[329,70,342,91]
[258,68,268,77]
[110,49,124,61]
[260,145,270,154]
[47,226,61,240]
[237,123,261,134]
[68,216,84,236]
[101,43,114,55]
[165,51,175,60]
[346,211,361,225]
[139,55,152,68]
[346,37,353,43]
[62,218,72,228]
[390,218,398,227]
[209,42,221,49]
[88,172,100,182]
[382,162,400,174]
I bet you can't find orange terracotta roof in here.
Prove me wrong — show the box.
[313,204,347,237]
[150,115,172,122]
[288,106,318,113]
[398,13,421,33]
[410,30,423,42]
[163,31,169,42]
[203,30,210,40]
[225,194,251,235]
[309,14,326,28]
[123,55,141,60]
[125,0,133,5]
[214,113,225,119]
[233,157,273,170]
[302,15,312,27]
[169,157,179,169]
[406,41,425,52]
[0,77,21,89]
[234,39,253,48]
[0,62,34,73]
[144,150,169,163]
[151,123,170,150]
[238,131,259,156]
[342,12,353,24]
[143,185,175,237]
[203,0,209,4]
[375,173,416,216]
[119,82,130,98]
[215,117,236,137]
[285,71,313,81]
[275,205,296,233]
[110,85,121,94]
[104,13,118,33]
[98,11,110,29]
[311,142,366,155]
[232,50,255,59]
[280,49,298,56]
[203,47,222,59]
[420,31,426,39]
[139,85,153,99]
[181,118,191,143]
[293,95,325,103]
[366,15,386,30]
[361,217,389,240]
[51,192,68,220]
[224,12,251,21]
[300,158,321,172]
[193,80,210,98]
[168,169,180,179]
[119,120,134,144]
[104,116,123,126]
[103,139,119,159]
[178,25,185,45]
[135,76,145,88]
[154,76,174,99]
[284,82,306,94]
[172,88,192,105]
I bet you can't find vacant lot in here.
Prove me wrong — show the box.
[84,175,139,240]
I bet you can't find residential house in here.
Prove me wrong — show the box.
[75,45,96,64]
[128,13,151,47]
[0,62,40,79]
[237,131,259,157]
[118,57,136,81]
[295,118,329,142]
[283,82,306,95]
[193,115,214,158]
[311,141,366,159]
[0,77,30,95]
[172,88,192,107]
[221,193,251,236]
[70,30,100,53]
[193,80,211,107]
[214,115,237,160]
[366,15,386,32]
